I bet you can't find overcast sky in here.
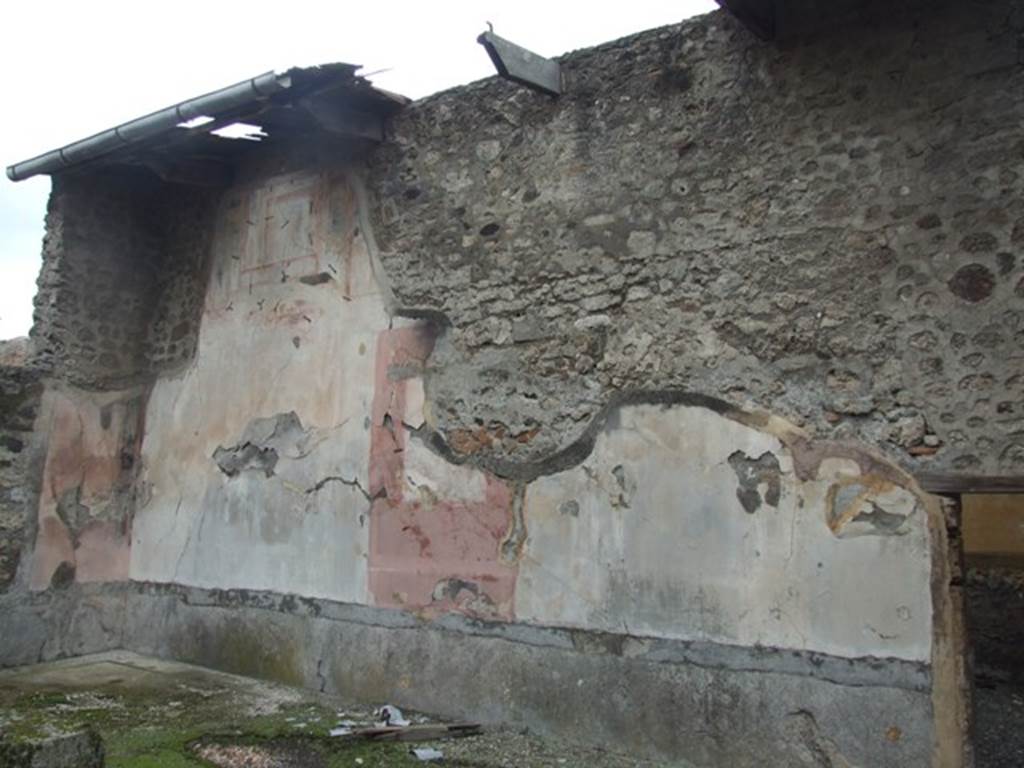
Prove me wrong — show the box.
[0,0,716,340]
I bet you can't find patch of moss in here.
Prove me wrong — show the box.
[0,672,442,768]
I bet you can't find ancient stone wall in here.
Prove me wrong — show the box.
[368,0,1024,479]
[0,340,42,593]
[30,169,216,389]
[144,185,220,372]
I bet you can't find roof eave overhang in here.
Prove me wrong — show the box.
[6,64,409,184]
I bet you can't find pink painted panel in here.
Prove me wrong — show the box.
[75,520,132,583]
[30,390,140,590]
[367,327,518,620]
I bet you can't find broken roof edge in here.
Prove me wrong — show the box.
[6,71,291,183]
[5,63,409,183]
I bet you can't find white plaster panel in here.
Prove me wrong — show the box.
[515,404,933,662]
[131,170,386,603]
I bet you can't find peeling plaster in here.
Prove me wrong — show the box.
[826,478,917,539]
[727,449,782,514]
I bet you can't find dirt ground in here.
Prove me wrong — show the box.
[966,566,1024,768]
[0,652,662,768]
[973,679,1024,768]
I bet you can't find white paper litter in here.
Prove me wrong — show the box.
[376,704,410,727]
[328,726,352,737]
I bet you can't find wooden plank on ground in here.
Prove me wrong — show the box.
[341,723,482,743]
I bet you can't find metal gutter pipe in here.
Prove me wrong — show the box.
[6,71,292,182]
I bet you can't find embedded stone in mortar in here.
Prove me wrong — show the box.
[947,263,995,303]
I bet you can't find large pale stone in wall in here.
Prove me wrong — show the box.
[516,403,933,662]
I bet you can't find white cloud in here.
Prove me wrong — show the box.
[0,0,717,340]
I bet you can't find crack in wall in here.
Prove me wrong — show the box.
[350,172,396,313]
[315,657,327,692]
[305,474,380,503]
